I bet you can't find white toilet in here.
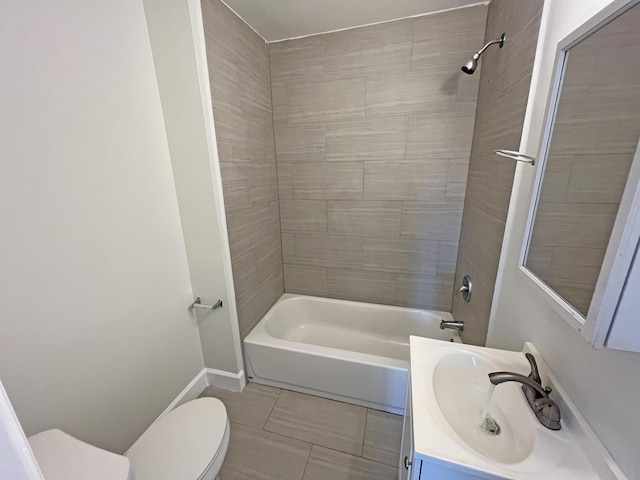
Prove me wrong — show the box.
[27,397,230,480]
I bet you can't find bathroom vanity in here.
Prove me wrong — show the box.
[399,337,625,479]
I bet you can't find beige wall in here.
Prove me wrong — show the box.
[271,5,487,310]
[202,0,284,339]
[143,0,244,373]
[0,0,205,454]
[453,0,545,345]
[526,3,640,316]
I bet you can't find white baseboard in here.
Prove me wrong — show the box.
[205,368,245,392]
[125,367,246,454]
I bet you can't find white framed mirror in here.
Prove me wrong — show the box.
[519,0,640,350]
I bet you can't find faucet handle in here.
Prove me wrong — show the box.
[525,353,542,385]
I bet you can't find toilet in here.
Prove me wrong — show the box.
[27,397,229,480]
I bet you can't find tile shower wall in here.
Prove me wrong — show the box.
[453,0,545,345]
[202,0,283,339]
[271,5,487,310]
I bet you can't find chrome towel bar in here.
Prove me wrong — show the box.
[494,149,536,165]
[191,297,223,311]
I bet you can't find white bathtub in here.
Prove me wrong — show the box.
[243,294,461,414]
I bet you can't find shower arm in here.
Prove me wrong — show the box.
[476,33,506,57]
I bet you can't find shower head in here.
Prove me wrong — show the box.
[461,33,505,75]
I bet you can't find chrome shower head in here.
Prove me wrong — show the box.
[461,33,505,75]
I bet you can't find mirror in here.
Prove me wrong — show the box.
[524,2,640,318]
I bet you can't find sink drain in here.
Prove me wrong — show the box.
[481,415,501,436]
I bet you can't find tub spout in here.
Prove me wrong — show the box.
[440,319,464,331]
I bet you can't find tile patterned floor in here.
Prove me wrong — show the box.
[199,383,402,480]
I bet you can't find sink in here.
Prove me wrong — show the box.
[432,352,536,464]
[409,337,623,479]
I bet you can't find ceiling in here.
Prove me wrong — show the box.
[222,0,486,42]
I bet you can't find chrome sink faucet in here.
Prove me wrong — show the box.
[488,353,561,430]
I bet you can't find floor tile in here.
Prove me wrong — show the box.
[264,390,367,456]
[362,409,404,467]
[219,423,311,480]
[302,445,397,480]
[199,383,281,429]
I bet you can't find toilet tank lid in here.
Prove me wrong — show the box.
[125,397,228,480]
[28,429,132,480]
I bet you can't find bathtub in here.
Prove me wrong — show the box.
[243,294,461,414]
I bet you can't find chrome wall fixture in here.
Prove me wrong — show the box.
[494,149,536,165]
[461,32,506,74]
[190,297,223,311]
[456,275,473,302]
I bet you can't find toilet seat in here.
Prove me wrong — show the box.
[28,398,229,480]
[28,429,132,480]
[125,397,229,480]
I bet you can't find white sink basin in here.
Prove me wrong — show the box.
[409,337,624,479]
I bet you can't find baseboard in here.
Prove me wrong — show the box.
[125,368,209,455]
[205,368,245,392]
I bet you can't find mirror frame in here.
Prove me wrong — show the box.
[518,0,640,348]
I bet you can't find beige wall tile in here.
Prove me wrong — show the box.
[295,234,362,269]
[438,242,460,276]
[363,237,439,275]
[365,71,456,117]
[406,111,476,159]
[288,76,366,123]
[280,199,327,234]
[281,233,296,263]
[231,249,258,303]
[471,75,532,157]
[269,36,324,82]
[400,201,464,242]
[458,204,505,283]
[276,162,293,199]
[327,200,401,238]
[328,269,397,305]
[326,116,408,162]
[226,201,281,260]
[237,268,284,338]
[324,19,413,75]
[283,264,328,296]
[446,158,470,201]
[293,162,364,200]
[256,234,283,283]
[274,122,326,163]
[396,273,455,311]
[364,160,447,201]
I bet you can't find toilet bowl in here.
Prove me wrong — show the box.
[28,397,229,480]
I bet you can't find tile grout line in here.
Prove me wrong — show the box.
[300,444,314,480]
[261,387,284,430]
[360,408,369,457]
